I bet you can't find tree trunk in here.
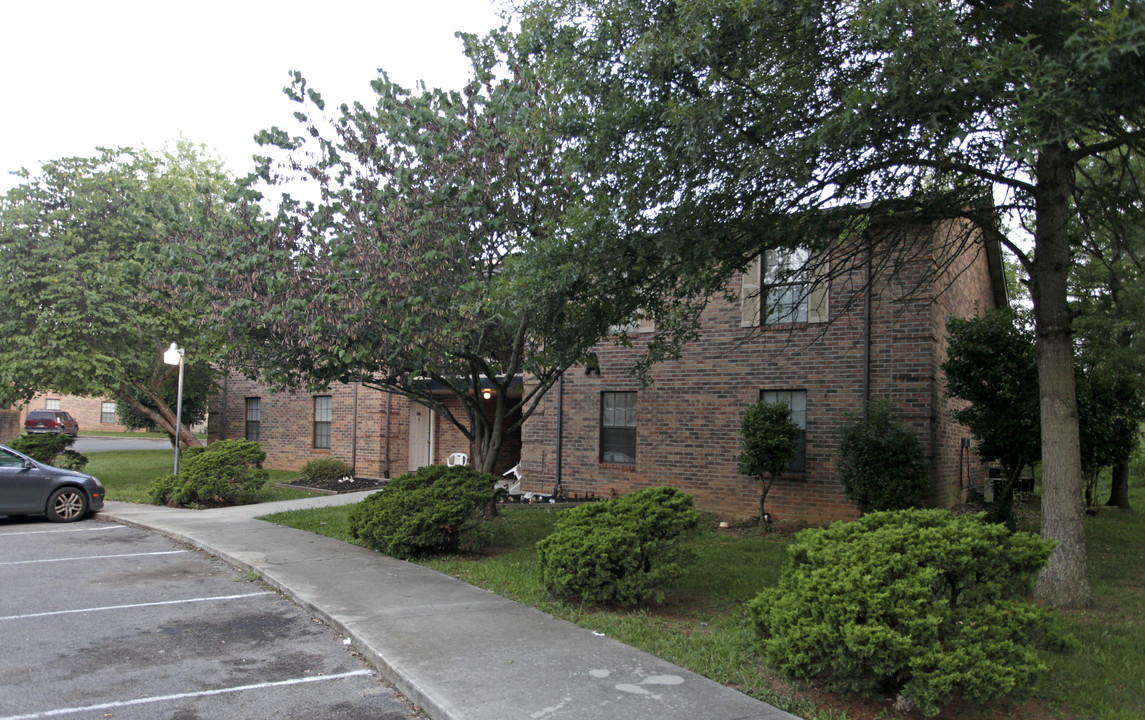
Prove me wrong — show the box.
[759,474,776,523]
[1031,144,1092,608]
[117,388,202,451]
[1106,461,1132,510]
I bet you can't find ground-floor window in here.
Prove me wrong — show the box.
[45,398,60,410]
[245,398,261,442]
[101,401,116,424]
[761,389,807,472]
[313,396,332,449]
[600,391,637,464]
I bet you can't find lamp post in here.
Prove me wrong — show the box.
[163,342,185,475]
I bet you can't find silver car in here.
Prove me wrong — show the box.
[0,444,105,522]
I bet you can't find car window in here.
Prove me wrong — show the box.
[27,411,52,420]
[0,449,26,468]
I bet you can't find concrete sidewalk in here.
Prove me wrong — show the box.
[98,494,800,720]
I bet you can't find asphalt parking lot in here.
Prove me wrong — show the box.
[0,517,423,720]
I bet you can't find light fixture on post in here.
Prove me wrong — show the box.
[162,342,185,475]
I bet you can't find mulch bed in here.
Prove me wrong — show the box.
[276,475,596,506]
[276,476,389,494]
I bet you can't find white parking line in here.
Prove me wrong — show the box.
[0,591,274,621]
[0,550,186,566]
[0,525,127,537]
[0,670,374,719]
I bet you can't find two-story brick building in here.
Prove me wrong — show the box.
[516,217,1007,524]
[210,213,1004,524]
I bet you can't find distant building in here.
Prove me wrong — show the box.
[209,378,520,479]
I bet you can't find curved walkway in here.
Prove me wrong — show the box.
[98,493,800,720]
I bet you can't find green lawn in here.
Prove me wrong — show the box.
[81,430,207,440]
[86,449,319,504]
[262,488,1145,720]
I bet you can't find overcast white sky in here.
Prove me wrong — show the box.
[1,0,510,193]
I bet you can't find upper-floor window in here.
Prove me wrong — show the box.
[741,249,828,327]
[313,396,332,449]
[761,389,807,472]
[101,401,116,424]
[600,391,637,464]
[245,398,261,443]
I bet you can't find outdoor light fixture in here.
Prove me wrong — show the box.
[163,342,185,475]
[482,388,493,400]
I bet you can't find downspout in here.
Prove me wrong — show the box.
[553,372,564,497]
[351,381,359,474]
[384,392,392,479]
[220,374,228,440]
[862,237,873,418]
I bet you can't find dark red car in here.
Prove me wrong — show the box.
[24,410,80,438]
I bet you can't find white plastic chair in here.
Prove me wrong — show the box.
[446,452,468,467]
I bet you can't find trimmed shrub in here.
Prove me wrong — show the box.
[10,433,73,464]
[834,399,929,512]
[748,509,1055,717]
[536,486,701,606]
[147,439,268,508]
[299,457,355,481]
[348,465,500,558]
[737,399,802,522]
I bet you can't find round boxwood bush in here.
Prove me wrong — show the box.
[348,465,500,558]
[748,509,1055,716]
[147,439,268,508]
[299,457,355,481]
[536,486,700,606]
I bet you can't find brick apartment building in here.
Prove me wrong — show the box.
[209,377,522,480]
[12,394,207,436]
[16,394,133,433]
[517,218,1007,525]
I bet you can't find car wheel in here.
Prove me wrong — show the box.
[46,487,88,522]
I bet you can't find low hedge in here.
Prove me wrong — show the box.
[299,457,355,481]
[348,465,501,558]
[536,486,700,606]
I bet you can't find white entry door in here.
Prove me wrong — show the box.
[409,402,435,471]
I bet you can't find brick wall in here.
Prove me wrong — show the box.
[0,407,20,444]
[519,219,1000,524]
[211,376,520,478]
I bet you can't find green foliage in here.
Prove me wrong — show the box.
[748,509,1055,716]
[535,486,701,606]
[518,0,1145,606]
[8,433,73,464]
[833,399,928,513]
[0,142,234,441]
[51,450,90,472]
[347,465,501,558]
[944,311,1041,479]
[737,401,802,480]
[147,439,268,508]
[115,361,214,438]
[299,457,355,481]
[737,400,802,522]
[203,32,601,473]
